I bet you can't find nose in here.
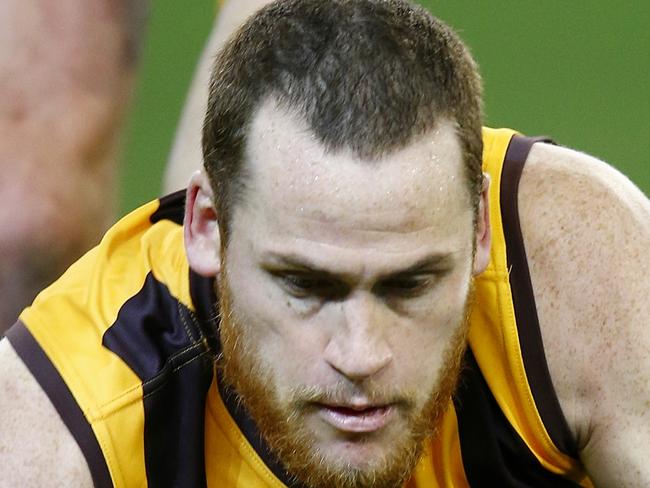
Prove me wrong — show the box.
[323,292,393,382]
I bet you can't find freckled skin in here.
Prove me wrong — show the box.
[520,143,650,486]
[0,340,93,487]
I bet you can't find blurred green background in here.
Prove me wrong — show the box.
[120,0,649,214]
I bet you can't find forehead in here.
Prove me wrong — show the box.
[232,99,470,257]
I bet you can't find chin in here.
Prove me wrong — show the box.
[294,438,422,488]
[319,432,395,465]
[287,415,424,488]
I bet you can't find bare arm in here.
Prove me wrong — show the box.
[0,338,92,486]
[163,0,278,192]
[0,0,148,331]
[520,143,650,486]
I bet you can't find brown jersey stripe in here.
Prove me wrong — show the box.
[101,271,213,487]
[6,321,113,488]
[500,135,578,458]
[454,348,581,487]
[149,189,186,225]
[189,269,221,353]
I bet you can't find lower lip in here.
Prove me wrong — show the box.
[317,405,393,433]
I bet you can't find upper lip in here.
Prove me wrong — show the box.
[318,402,389,411]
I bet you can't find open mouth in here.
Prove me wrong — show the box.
[317,403,393,433]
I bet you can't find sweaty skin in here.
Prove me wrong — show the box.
[185,104,489,486]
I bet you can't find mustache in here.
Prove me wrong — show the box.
[288,382,417,410]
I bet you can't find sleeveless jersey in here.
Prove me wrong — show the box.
[7,128,593,487]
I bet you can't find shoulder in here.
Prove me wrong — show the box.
[518,142,650,484]
[519,142,649,289]
[0,336,93,486]
[519,142,649,335]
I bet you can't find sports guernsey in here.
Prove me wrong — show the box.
[6,128,594,487]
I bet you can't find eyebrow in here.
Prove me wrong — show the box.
[384,253,456,277]
[262,251,456,281]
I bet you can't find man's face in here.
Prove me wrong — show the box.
[217,100,479,488]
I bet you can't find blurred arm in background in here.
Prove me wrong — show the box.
[163,0,277,193]
[0,0,149,333]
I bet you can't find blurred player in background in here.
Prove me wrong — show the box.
[0,0,273,335]
[0,0,146,332]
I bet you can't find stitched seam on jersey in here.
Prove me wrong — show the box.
[140,342,206,389]
[88,349,210,417]
[88,383,143,420]
[142,349,211,399]
[24,314,111,419]
[177,299,198,342]
[98,346,211,487]
[85,341,207,416]
[187,306,209,340]
[182,301,213,348]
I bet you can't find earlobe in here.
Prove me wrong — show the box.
[184,170,222,277]
[473,173,492,275]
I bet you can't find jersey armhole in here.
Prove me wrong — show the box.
[6,321,113,488]
[500,135,578,458]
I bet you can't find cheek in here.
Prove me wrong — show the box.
[389,276,471,393]
[225,269,331,389]
[386,321,452,392]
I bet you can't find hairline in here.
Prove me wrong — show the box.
[215,96,479,251]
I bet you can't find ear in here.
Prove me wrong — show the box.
[472,173,492,275]
[184,170,222,277]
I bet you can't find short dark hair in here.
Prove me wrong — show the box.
[203,0,483,242]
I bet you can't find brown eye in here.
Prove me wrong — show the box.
[276,272,340,299]
[377,276,431,297]
[284,274,322,292]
